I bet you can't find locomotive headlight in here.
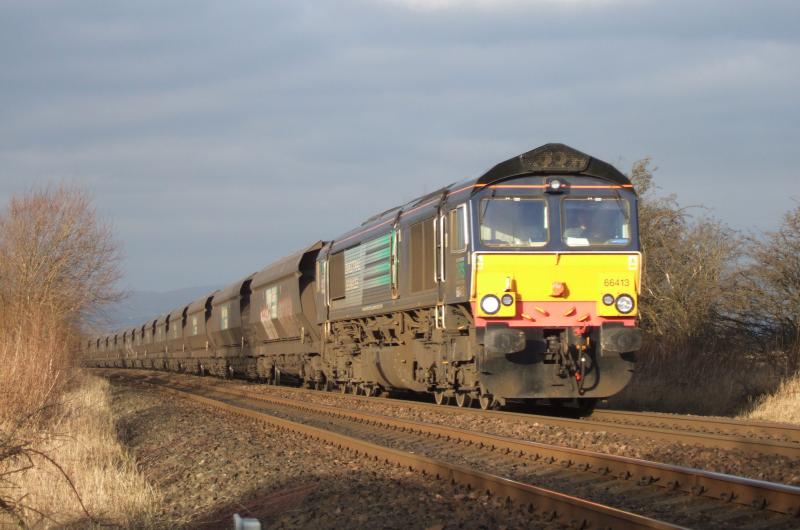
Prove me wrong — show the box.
[615,294,635,314]
[481,295,501,315]
[545,178,569,194]
[602,293,615,306]
[501,293,515,306]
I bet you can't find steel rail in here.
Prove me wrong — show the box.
[155,376,800,518]
[124,374,684,530]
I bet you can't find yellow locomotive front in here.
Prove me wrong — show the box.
[466,147,641,409]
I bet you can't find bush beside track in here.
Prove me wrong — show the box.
[609,161,800,417]
[0,186,131,526]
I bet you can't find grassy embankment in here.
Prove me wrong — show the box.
[744,372,800,424]
[0,342,162,527]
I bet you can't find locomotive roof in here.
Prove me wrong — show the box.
[331,143,630,250]
[474,143,631,188]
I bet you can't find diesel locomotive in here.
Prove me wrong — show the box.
[84,143,642,412]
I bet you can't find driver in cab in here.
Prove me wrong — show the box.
[564,207,603,244]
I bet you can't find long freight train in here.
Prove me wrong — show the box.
[84,143,642,412]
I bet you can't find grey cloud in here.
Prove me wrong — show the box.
[1,0,798,291]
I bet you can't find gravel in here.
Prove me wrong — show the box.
[110,380,565,529]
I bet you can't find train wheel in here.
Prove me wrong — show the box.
[478,393,495,410]
[434,391,450,406]
[455,392,472,408]
[350,384,361,396]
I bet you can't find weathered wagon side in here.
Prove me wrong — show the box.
[248,241,324,383]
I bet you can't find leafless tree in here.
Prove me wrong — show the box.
[0,185,122,327]
[630,159,742,357]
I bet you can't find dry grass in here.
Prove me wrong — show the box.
[744,372,800,425]
[0,314,164,527]
[0,373,163,528]
[0,309,72,425]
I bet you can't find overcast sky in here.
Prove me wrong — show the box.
[1,0,798,292]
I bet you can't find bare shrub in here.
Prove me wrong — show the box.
[0,184,122,422]
[630,159,742,352]
[736,205,800,373]
[611,160,763,414]
[619,165,800,415]
[0,185,124,525]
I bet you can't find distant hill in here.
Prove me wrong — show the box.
[104,285,221,330]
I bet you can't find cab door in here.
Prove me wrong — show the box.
[434,208,445,329]
[442,203,470,305]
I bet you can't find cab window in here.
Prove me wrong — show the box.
[448,204,468,252]
[479,198,548,247]
[562,197,631,247]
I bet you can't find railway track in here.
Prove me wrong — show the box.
[91,368,800,458]
[104,369,800,529]
[291,381,800,457]
[118,368,799,458]
[588,409,800,445]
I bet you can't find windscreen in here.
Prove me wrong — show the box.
[479,198,548,247]
[562,197,631,247]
